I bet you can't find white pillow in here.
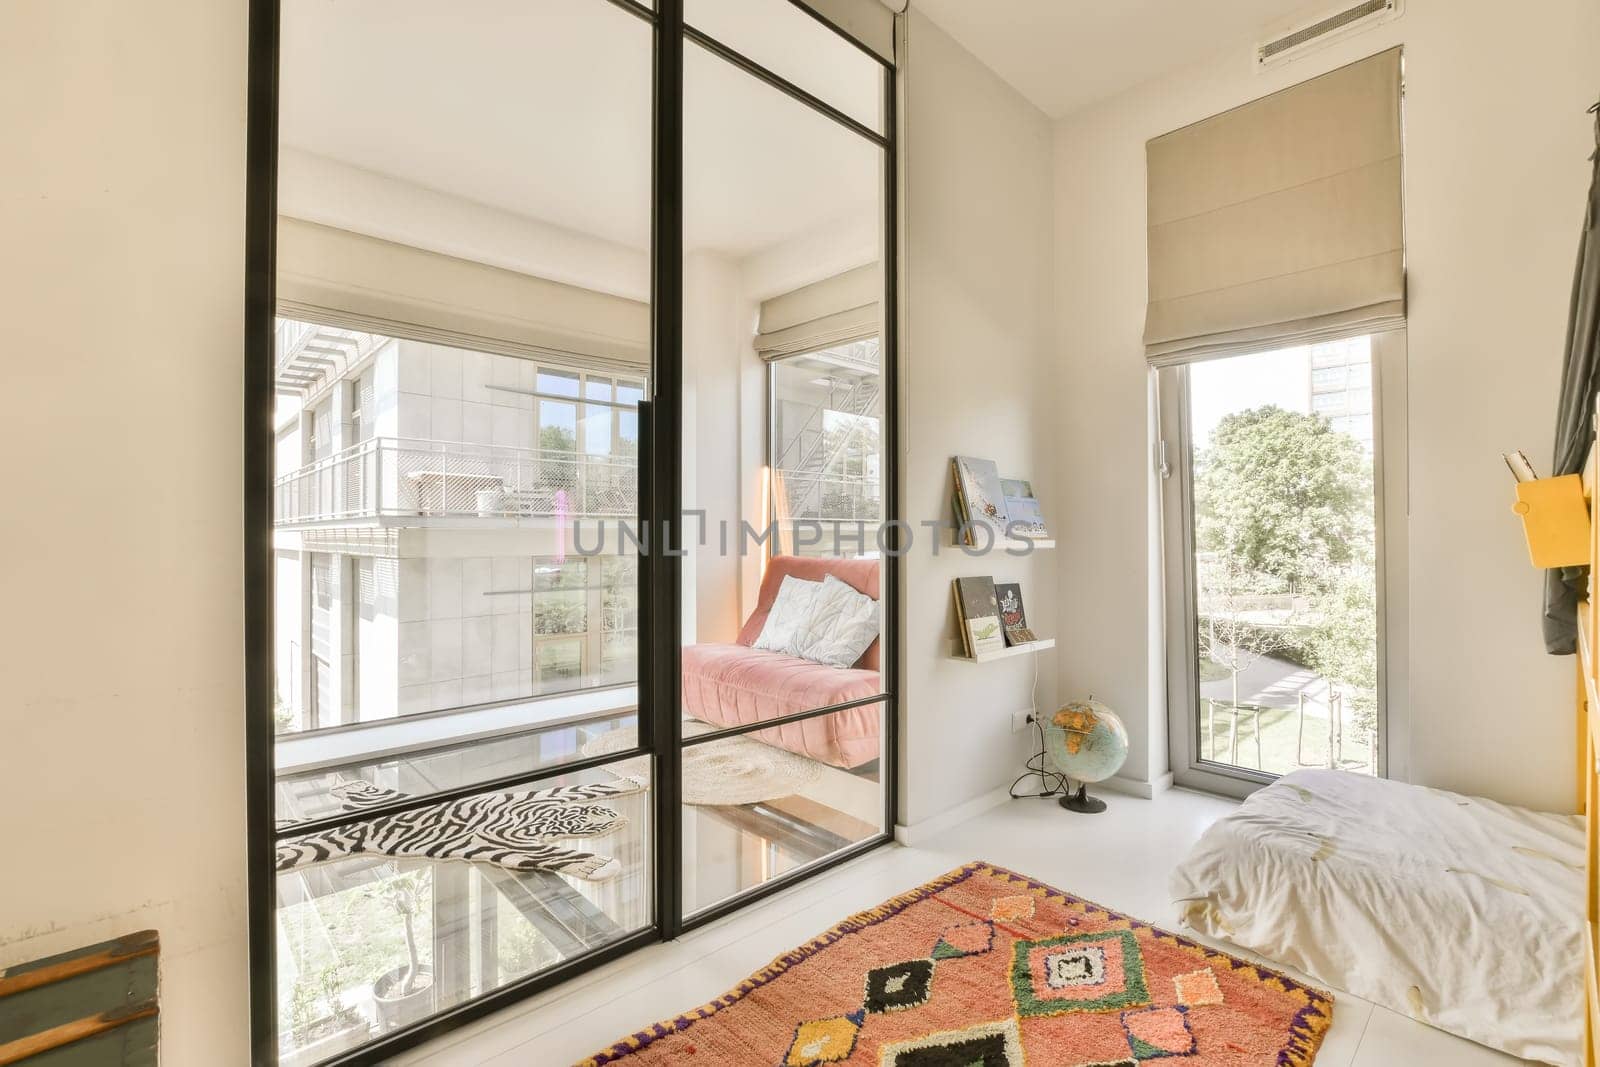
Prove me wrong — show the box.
[790,575,879,669]
[752,575,821,655]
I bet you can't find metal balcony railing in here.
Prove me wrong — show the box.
[275,437,638,526]
[774,468,882,523]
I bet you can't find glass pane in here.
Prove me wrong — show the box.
[682,702,886,915]
[1187,337,1380,778]
[685,0,885,133]
[275,760,652,1063]
[274,0,650,1051]
[617,380,642,459]
[538,368,581,399]
[535,638,585,693]
[771,341,883,549]
[582,406,614,457]
[681,37,887,753]
[539,399,578,452]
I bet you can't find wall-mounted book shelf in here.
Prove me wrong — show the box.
[948,458,1054,665]
[950,637,1055,663]
[945,531,1056,551]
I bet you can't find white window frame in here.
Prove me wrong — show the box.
[1156,328,1409,798]
[532,364,646,456]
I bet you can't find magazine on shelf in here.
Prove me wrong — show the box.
[1000,478,1049,539]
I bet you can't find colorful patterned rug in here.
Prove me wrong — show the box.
[578,861,1332,1066]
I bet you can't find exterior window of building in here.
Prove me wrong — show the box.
[532,558,587,695]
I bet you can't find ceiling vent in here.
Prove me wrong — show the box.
[1257,0,1402,70]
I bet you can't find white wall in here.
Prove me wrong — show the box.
[1053,0,1600,812]
[899,11,1059,827]
[683,251,756,645]
[0,0,249,1062]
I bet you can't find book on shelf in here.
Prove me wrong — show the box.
[953,576,1006,657]
[994,582,1037,646]
[1000,478,1049,539]
[951,456,1010,546]
[951,581,972,658]
[950,465,971,531]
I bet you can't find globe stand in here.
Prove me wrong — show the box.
[1058,783,1107,814]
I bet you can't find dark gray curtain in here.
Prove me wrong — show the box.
[1543,104,1600,655]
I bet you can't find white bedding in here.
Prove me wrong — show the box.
[1170,769,1585,1065]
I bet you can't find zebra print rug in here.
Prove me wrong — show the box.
[276,779,643,882]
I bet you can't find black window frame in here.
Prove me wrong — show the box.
[244,0,901,1062]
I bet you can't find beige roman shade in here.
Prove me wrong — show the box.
[756,263,882,360]
[1144,47,1404,364]
[800,0,898,65]
[276,217,650,372]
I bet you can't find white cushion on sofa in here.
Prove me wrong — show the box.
[790,575,879,668]
[751,574,821,655]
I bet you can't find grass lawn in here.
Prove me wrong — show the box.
[1197,699,1375,777]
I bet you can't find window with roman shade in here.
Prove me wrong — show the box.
[277,217,651,373]
[755,263,882,360]
[1144,47,1404,364]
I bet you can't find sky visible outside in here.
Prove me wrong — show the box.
[1189,347,1311,448]
[1188,336,1372,448]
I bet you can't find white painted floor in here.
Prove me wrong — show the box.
[396,787,1528,1067]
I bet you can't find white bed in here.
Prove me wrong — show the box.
[1171,769,1586,1065]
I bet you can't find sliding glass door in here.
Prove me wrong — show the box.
[246,1,897,1062]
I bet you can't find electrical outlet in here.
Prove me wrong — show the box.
[1010,709,1034,733]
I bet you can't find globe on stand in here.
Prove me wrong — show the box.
[1042,699,1129,814]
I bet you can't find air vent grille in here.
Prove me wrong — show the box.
[1258,0,1397,67]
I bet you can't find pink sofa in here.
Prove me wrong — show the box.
[682,555,881,770]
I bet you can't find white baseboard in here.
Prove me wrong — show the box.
[894,784,1012,846]
[1097,772,1175,800]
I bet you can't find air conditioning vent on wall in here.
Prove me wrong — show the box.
[1257,0,1401,70]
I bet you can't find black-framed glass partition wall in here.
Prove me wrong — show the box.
[679,0,892,920]
[245,1,897,1063]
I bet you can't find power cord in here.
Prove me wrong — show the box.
[1010,654,1068,799]
[1009,713,1070,799]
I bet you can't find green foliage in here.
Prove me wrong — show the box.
[288,977,319,1036]
[1195,406,1372,593]
[539,423,578,452]
[366,871,430,995]
[317,965,363,1029]
[276,866,435,1037]
[1304,561,1379,732]
[497,918,559,983]
[1196,554,1299,709]
[274,694,296,735]
[533,560,589,637]
[1194,403,1379,749]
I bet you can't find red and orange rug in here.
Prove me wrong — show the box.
[578,861,1332,1066]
